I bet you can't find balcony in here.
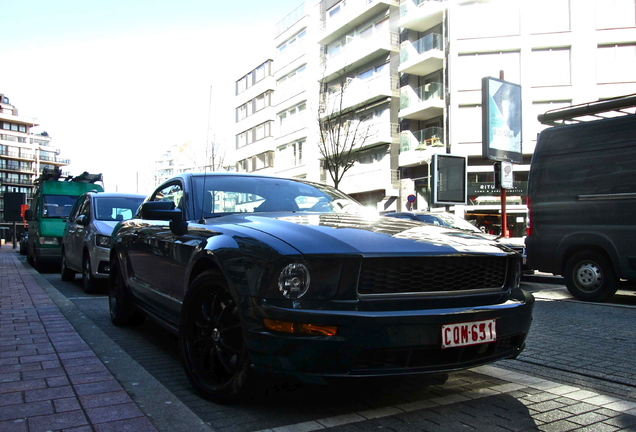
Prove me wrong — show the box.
[400,126,444,152]
[399,0,445,32]
[39,155,71,165]
[319,0,399,46]
[322,74,398,117]
[0,164,34,175]
[399,127,445,167]
[321,31,399,83]
[338,165,398,195]
[0,177,33,186]
[399,33,444,76]
[399,82,444,120]
[0,148,35,161]
[365,122,400,147]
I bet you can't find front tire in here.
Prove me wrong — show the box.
[108,257,144,326]
[564,251,618,302]
[82,254,96,293]
[179,271,251,403]
[61,250,76,281]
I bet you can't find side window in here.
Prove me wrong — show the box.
[68,197,84,222]
[151,182,184,209]
[79,197,90,219]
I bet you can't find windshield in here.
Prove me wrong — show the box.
[42,195,79,219]
[192,175,366,218]
[94,197,145,221]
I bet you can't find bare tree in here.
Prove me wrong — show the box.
[318,74,371,190]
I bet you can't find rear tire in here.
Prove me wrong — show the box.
[179,271,251,403]
[108,257,144,326]
[564,251,618,302]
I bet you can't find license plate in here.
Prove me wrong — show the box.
[441,319,497,349]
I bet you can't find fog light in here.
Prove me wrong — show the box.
[278,263,310,299]
[263,318,337,336]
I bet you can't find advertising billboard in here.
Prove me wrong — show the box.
[432,154,467,205]
[482,77,522,163]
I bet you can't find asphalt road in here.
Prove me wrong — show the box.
[34,262,636,432]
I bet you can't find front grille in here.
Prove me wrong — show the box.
[358,256,508,296]
[353,334,523,372]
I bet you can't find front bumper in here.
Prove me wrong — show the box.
[90,246,111,279]
[245,289,534,380]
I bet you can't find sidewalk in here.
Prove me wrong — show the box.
[0,245,159,432]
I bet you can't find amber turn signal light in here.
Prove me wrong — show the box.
[263,319,337,336]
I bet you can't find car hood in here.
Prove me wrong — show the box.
[222,213,509,256]
[93,220,119,236]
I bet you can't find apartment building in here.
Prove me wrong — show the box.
[0,93,70,240]
[232,0,636,224]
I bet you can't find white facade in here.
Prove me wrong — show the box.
[230,0,636,226]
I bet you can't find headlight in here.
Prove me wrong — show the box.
[96,235,111,248]
[278,263,310,299]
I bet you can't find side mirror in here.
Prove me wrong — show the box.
[24,209,33,221]
[140,201,183,223]
[76,214,89,226]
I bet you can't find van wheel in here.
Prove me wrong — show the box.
[564,251,618,302]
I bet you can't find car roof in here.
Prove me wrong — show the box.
[85,192,146,199]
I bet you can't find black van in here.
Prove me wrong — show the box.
[526,94,636,301]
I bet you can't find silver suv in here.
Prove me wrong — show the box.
[61,192,145,292]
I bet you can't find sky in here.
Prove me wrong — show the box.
[1,0,304,193]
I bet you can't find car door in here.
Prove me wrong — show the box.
[65,196,89,271]
[127,181,183,319]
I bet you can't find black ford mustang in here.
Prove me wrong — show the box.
[109,173,534,402]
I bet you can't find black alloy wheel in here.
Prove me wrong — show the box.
[82,254,96,293]
[179,271,251,403]
[108,257,144,326]
[564,250,618,302]
[61,250,76,281]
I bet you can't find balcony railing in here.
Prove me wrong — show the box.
[400,33,442,62]
[0,177,33,186]
[321,31,399,82]
[400,126,444,152]
[400,82,443,109]
[322,74,398,117]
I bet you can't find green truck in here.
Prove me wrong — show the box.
[26,168,103,270]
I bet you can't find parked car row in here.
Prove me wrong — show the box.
[60,192,145,292]
[28,172,534,403]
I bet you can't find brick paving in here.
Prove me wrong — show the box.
[0,246,157,432]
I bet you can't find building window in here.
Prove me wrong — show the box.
[278,28,306,54]
[278,102,307,136]
[597,44,636,83]
[531,48,571,87]
[528,0,570,34]
[455,51,521,91]
[454,1,520,39]
[596,0,636,29]
[277,139,305,168]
